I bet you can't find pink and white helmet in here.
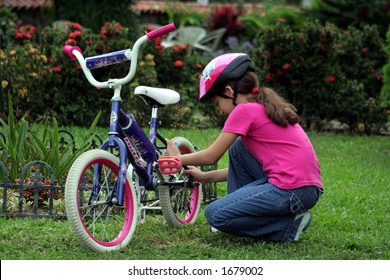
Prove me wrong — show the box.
[199,53,254,102]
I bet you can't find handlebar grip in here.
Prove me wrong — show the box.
[146,23,176,41]
[63,45,82,61]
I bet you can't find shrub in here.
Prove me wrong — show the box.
[47,0,139,35]
[251,20,387,132]
[140,27,210,128]
[164,6,208,27]
[207,4,244,42]
[241,7,307,34]
[1,38,53,122]
[305,0,390,38]
[3,10,387,132]
[2,20,139,127]
[380,26,390,122]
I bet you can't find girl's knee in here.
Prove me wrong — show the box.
[204,204,215,225]
[204,203,225,228]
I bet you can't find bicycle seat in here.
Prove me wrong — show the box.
[135,86,180,106]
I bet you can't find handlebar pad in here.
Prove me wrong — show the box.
[63,45,82,61]
[146,23,176,40]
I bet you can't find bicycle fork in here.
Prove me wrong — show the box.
[88,137,129,207]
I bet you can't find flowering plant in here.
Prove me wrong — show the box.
[251,20,386,132]
[380,27,390,122]
[139,25,210,127]
[13,24,38,44]
[3,21,136,126]
[208,5,243,37]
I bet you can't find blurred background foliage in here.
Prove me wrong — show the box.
[0,0,389,133]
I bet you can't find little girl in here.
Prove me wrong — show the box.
[168,53,323,242]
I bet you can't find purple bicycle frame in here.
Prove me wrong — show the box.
[96,100,163,206]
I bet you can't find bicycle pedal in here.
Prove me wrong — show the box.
[157,156,182,174]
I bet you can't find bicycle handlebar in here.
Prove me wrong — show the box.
[62,23,176,90]
[146,23,176,40]
[63,45,82,61]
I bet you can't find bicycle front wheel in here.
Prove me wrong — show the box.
[159,137,202,227]
[65,149,138,252]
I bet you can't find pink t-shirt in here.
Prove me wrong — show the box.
[222,102,323,190]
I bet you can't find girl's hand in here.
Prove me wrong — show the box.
[183,166,208,184]
[166,139,181,157]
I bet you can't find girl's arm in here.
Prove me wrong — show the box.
[183,167,228,183]
[168,132,238,166]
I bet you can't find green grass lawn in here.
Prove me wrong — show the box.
[0,130,389,260]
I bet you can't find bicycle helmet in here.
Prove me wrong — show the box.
[199,53,254,102]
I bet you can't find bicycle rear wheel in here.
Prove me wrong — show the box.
[65,149,137,252]
[158,137,202,227]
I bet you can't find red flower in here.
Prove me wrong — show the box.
[180,44,187,50]
[101,29,108,35]
[327,75,336,83]
[155,37,163,50]
[283,63,291,70]
[362,47,369,58]
[65,38,76,45]
[323,28,331,36]
[174,60,183,67]
[196,63,203,69]
[172,45,179,52]
[15,24,36,40]
[69,30,82,39]
[114,23,122,31]
[73,23,82,30]
[265,73,273,80]
[146,25,155,32]
[52,66,62,73]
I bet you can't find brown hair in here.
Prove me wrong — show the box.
[226,71,299,127]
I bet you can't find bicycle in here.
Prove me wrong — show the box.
[63,23,203,252]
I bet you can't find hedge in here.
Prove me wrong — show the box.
[1,18,388,133]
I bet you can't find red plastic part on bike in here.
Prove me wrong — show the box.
[63,45,82,61]
[158,156,182,175]
[146,23,176,41]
